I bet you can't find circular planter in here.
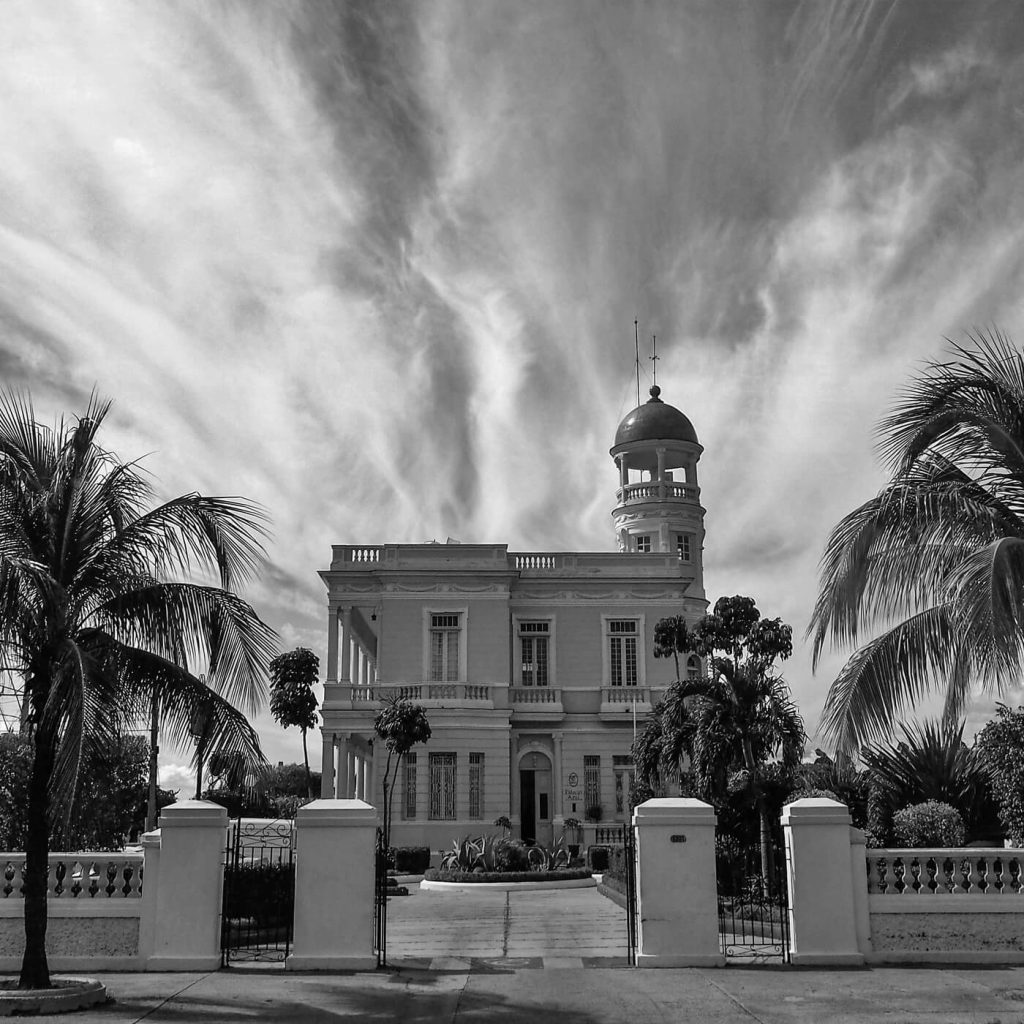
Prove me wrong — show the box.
[0,977,107,1017]
[420,876,597,893]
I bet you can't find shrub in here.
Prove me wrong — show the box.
[783,788,840,805]
[223,861,294,927]
[494,837,531,872]
[892,801,966,847]
[588,845,610,872]
[392,846,431,873]
[605,846,630,884]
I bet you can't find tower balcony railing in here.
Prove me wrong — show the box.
[616,481,697,503]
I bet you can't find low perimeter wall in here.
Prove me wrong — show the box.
[864,847,1024,964]
[0,853,145,972]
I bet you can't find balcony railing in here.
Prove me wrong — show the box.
[617,481,697,503]
[348,683,492,703]
[601,685,655,706]
[509,686,562,705]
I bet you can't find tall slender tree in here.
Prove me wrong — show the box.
[269,648,320,798]
[809,332,1024,753]
[0,392,276,989]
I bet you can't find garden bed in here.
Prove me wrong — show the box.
[421,867,595,892]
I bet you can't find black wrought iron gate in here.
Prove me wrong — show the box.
[373,827,389,967]
[716,837,790,963]
[221,819,295,966]
[623,822,638,966]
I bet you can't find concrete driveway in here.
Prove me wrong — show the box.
[384,883,629,967]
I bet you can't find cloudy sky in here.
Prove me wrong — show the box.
[4,0,1024,792]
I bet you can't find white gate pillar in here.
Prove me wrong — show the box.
[782,798,865,965]
[633,797,724,967]
[288,798,377,971]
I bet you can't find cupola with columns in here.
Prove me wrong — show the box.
[610,384,705,586]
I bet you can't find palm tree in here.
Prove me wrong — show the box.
[809,331,1024,753]
[0,392,277,989]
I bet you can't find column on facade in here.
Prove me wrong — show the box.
[339,608,352,683]
[656,447,666,486]
[618,455,628,488]
[552,732,564,822]
[326,607,339,682]
[334,733,349,799]
[347,749,356,799]
[353,756,362,804]
[321,732,335,799]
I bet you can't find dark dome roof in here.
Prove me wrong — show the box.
[613,386,698,447]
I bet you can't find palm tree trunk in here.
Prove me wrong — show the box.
[146,693,158,832]
[20,720,56,989]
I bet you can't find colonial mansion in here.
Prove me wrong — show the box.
[319,384,709,849]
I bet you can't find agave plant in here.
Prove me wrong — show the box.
[526,837,570,872]
[440,836,484,871]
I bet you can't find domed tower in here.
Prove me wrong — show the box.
[610,385,706,585]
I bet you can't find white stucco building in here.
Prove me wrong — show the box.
[319,384,708,848]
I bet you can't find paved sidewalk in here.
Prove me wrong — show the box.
[7,964,1024,1023]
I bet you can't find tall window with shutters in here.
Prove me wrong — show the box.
[607,619,639,686]
[519,620,550,687]
[428,752,457,819]
[429,613,461,682]
[613,755,635,816]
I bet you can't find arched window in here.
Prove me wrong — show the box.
[686,655,700,681]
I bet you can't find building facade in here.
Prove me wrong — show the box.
[319,384,708,848]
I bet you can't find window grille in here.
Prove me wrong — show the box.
[613,755,635,816]
[584,755,601,814]
[469,752,484,819]
[428,753,457,819]
[430,613,461,682]
[636,535,652,553]
[403,753,417,819]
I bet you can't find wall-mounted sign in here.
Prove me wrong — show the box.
[670,834,687,843]
[566,771,579,787]
[564,787,583,803]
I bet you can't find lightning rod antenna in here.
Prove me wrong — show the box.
[634,319,640,408]
[650,334,659,388]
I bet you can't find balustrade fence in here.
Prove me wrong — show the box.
[867,849,1024,895]
[1,853,143,899]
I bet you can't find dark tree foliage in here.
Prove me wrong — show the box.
[861,719,999,846]
[269,648,320,798]
[373,697,431,849]
[0,732,176,850]
[635,595,805,882]
[975,704,1024,846]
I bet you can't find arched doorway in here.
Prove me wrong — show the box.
[518,750,553,846]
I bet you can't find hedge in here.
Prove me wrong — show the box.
[423,868,592,883]
[392,846,431,874]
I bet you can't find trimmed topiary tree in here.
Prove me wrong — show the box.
[892,800,966,847]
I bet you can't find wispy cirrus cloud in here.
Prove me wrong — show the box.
[4,1,1024,762]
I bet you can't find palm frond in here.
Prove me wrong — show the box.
[819,605,960,754]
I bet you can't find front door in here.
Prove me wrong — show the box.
[519,769,536,843]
